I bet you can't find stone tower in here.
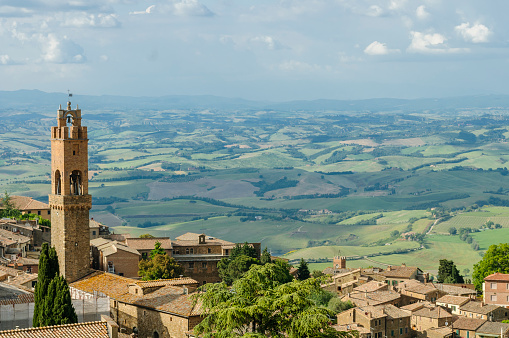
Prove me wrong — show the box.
[48,100,91,283]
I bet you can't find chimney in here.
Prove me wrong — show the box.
[183,286,188,295]
[401,263,406,267]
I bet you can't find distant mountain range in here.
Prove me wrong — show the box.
[2,89,509,113]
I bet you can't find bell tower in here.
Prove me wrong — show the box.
[48,99,91,282]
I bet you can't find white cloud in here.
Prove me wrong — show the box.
[279,60,322,72]
[416,5,429,19]
[38,34,86,63]
[366,5,383,17]
[408,31,468,54]
[364,41,400,55]
[130,0,213,17]
[0,55,12,65]
[62,13,120,28]
[250,36,281,50]
[389,0,407,11]
[455,22,491,43]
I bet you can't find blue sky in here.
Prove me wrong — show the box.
[0,0,507,101]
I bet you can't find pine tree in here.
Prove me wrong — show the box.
[34,243,54,327]
[297,258,310,281]
[261,247,272,265]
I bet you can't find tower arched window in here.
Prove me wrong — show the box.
[55,170,61,195]
[70,170,83,195]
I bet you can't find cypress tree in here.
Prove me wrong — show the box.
[52,276,78,325]
[33,244,77,327]
[297,258,310,281]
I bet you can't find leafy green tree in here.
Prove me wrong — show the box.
[327,297,355,314]
[473,243,509,291]
[312,270,325,278]
[194,261,349,338]
[231,242,258,259]
[0,192,21,219]
[150,241,166,259]
[448,227,457,235]
[218,255,260,285]
[297,258,310,281]
[261,247,272,265]
[437,259,464,284]
[138,254,184,281]
[139,234,155,238]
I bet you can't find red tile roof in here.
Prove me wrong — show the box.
[0,321,109,337]
[484,273,509,282]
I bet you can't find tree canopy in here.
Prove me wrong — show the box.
[194,260,350,338]
[297,258,310,281]
[138,253,184,280]
[473,243,509,291]
[150,241,166,259]
[437,259,464,284]
[0,192,21,219]
[261,247,272,265]
[217,242,261,285]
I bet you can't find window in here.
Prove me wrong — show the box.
[391,330,394,336]
[153,331,159,338]
[400,328,403,335]
[37,210,41,215]
[92,231,96,236]
[189,262,194,268]
[405,328,408,334]
[507,283,509,290]
[208,248,212,254]
[467,331,469,338]
[202,262,207,268]
[190,248,194,254]
[186,248,189,254]
[113,301,117,307]
[492,283,497,289]
[142,253,147,260]
[491,295,497,301]
[48,210,51,215]
[119,273,124,276]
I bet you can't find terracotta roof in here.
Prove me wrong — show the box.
[484,273,509,282]
[89,219,104,229]
[377,304,410,319]
[356,305,387,319]
[2,196,49,211]
[322,267,352,275]
[460,301,500,315]
[353,280,388,292]
[380,265,419,279]
[333,323,370,334]
[4,273,38,289]
[334,269,361,279]
[427,326,452,337]
[477,321,509,335]
[91,239,140,256]
[347,290,401,307]
[173,232,234,247]
[0,229,31,245]
[413,307,452,319]
[70,271,201,317]
[133,277,198,289]
[0,321,109,337]
[0,293,34,305]
[452,317,486,331]
[436,295,470,306]
[397,280,437,295]
[433,283,477,296]
[400,301,433,312]
[125,237,172,250]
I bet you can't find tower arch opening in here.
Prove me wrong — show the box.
[55,170,61,195]
[69,170,83,195]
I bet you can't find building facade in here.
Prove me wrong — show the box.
[484,273,509,308]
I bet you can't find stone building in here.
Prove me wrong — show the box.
[458,301,509,321]
[452,317,486,338]
[395,280,441,304]
[337,304,411,338]
[0,218,51,249]
[483,273,509,308]
[90,218,110,240]
[167,232,260,285]
[70,271,202,338]
[409,306,452,333]
[90,238,141,278]
[436,295,471,315]
[124,237,173,260]
[49,100,92,283]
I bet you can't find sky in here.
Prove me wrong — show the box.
[0,0,508,101]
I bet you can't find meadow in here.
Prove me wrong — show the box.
[3,103,509,274]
